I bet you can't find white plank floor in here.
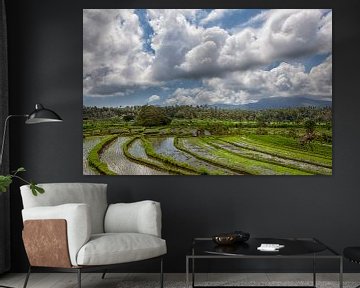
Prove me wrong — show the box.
[0,273,360,288]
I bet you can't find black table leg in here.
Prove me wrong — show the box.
[339,257,343,288]
[313,254,316,287]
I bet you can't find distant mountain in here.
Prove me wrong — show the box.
[212,96,332,110]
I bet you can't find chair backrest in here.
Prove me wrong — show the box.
[20,183,108,234]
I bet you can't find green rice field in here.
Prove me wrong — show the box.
[83,106,332,176]
[83,130,332,176]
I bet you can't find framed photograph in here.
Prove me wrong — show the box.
[83,9,332,175]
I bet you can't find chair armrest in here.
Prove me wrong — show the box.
[22,203,91,266]
[23,219,72,268]
[104,200,162,237]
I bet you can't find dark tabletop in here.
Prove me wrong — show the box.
[193,238,329,256]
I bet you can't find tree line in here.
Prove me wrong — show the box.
[83,105,332,126]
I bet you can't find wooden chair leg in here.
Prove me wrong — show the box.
[22,266,31,288]
[77,269,81,288]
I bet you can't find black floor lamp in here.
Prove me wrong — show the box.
[0,103,63,167]
[0,103,62,288]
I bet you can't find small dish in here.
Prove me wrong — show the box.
[212,233,237,245]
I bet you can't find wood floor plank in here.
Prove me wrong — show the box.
[0,273,26,287]
[28,273,78,288]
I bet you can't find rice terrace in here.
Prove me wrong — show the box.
[83,9,332,175]
[83,105,332,175]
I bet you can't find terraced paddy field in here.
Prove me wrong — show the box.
[204,137,331,175]
[149,137,236,175]
[100,137,169,175]
[83,136,103,175]
[83,134,332,176]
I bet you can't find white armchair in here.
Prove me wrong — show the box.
[20,183,166,288]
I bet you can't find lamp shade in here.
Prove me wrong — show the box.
[25,104,63,124]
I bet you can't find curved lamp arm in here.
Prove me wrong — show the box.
[0,104,63,169]
[0,114,28,168]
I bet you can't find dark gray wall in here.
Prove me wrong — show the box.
[5,0,360,273]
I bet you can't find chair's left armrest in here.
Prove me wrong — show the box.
[22,203,91,266]
[104,200,162,237]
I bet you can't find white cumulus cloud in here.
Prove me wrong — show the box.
[166,56,332,106]
[161,9,332,79]
[148,95,160,102]
[200,9,235,25]
[83,9,154,97]
[83,9,332,104]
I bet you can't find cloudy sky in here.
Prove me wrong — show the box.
[83,9,332,107]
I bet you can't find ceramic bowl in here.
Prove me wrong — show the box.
[212,233,238,245]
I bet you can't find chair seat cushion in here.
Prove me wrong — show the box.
[344,247,360,263]
[76,233,167,266]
